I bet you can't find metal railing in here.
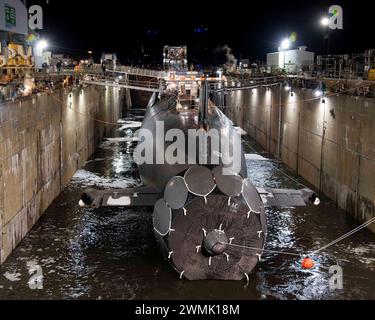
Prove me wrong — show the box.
[90,64,168,79]
[81,74,163,93]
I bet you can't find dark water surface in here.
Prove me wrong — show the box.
[0,110,374,300]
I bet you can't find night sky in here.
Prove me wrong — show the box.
[29,0,373,66]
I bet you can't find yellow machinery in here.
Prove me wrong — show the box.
[368,68,375,81]
[0,43,34,81]
[5,43,33,67]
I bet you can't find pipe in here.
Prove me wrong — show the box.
[277,83,283,159]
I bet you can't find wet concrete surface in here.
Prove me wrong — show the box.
[0,110,374,300]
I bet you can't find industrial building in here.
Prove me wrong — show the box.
[267,46,315,74]
[265,43,375,80]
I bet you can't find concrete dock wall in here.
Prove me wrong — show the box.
[0,85,126,263]
[224,87,375,232]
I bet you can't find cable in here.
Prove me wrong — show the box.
[312,217,375,254]
[222,81,374,111]
[241,137,375,257]
[39,87,125,126]
[221,217,375,259]
[242,139,310,189]
[225,242,301,257]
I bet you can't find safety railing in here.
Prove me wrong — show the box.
[109,66,169,79]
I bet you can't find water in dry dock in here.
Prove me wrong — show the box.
[0,110,374,300]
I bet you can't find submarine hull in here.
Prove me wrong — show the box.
[138,93,267,280]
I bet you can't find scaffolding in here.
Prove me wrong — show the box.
[316,49,375,80]
[163,46,188,71]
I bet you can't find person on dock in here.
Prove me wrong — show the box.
[56,61,62,74]
[101,61,106,75]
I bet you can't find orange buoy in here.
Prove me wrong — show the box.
[301,257,315,270]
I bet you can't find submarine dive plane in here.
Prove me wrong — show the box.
[79,77,320,281]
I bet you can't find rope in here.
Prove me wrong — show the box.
[39,87,127,126]
[237,131,375,261]
[224,81,374,108]
[225,242,301,257]
[222,217,375,259]
[312,216,375,254]
[242,139,309,189]
[37,85,177,128]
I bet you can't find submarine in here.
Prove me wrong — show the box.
[79,77,320,281]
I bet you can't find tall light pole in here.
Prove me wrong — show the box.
[321,17,330,77]
[35,39,48,70]
[321,17,330,55]
[88,50,93,66]
[280,38,290,73]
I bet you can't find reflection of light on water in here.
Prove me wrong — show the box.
[65,211,102,298]
[73,169,137,189]
[118,121,142,130]
[112,154,127,175]
[265,209,297,254]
